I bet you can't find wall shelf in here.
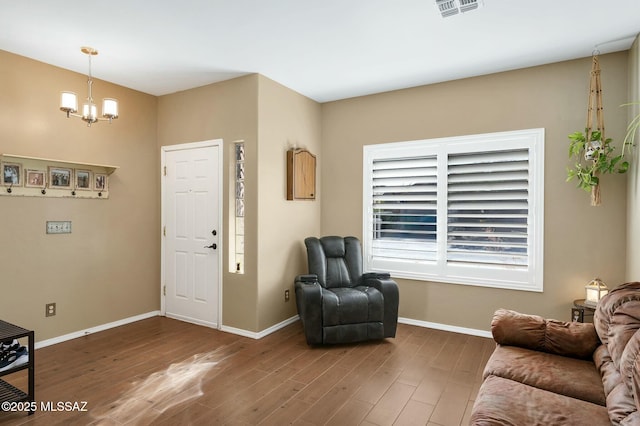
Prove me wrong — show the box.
[0,319,35,415]
[1,154,118,199]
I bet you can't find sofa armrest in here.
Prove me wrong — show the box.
[491,308,600,359]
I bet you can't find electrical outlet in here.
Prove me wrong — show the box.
[284,289,290,302]
[46,303,56,317]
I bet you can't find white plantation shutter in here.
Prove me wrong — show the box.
[447,149,529,267]
[372,156,438,262]
[363,129,544,292]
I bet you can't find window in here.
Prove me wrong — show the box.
[229,141,245,274]
[363,129,544,292]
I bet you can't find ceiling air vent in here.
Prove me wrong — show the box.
[459,0,480,12]
[436,0,459,17]
[435,0,482,18]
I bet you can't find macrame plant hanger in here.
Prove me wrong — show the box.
[586,52,605,206]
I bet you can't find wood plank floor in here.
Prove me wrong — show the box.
[0,317,494,426]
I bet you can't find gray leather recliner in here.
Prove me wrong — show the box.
[295,236,399,345]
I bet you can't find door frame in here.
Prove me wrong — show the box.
[160,139,224,329]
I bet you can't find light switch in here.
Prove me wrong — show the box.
[46,221,72,234]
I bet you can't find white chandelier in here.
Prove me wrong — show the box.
[59,47,118,126]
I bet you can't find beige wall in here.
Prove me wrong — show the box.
[321,53,630,330]
[157,75,261,332]
[256,75,322,330]
[2,46,635,342]
[0,50,159,341]
[627,36,640,281]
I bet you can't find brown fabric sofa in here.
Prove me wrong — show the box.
[471,282,640,425]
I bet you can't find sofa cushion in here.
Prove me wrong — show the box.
[491,308,599,359]
[484,345,605,406]
[321,286,383,326]
[470,375,610,426]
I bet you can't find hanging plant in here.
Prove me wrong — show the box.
[566,128,630,192]
[566,54,633,206]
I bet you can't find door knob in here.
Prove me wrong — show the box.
[204,243,217,250]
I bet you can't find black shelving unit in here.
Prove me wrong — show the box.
[0,320,34,415]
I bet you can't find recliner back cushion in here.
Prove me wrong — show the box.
[305,236,363,289]
[321,236,346,258]
[326,257,352,288]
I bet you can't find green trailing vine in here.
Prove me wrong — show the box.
[566,129,631,192]
[622,102,640,149]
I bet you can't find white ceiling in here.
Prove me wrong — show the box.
[1,0,639,103]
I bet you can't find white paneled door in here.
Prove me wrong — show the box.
[162,140,221,328]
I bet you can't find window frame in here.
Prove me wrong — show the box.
[362,128,545,292]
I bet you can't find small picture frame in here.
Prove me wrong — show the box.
[49,167,73,188]
[25,169,46,188]
[2,162,23,186]
[75,169,92,190]
[94,173,108,192]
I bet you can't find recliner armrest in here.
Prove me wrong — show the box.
[361,271,399,339]
[363,272,391,280]
[296,274,319,284]
[294,275,323,345]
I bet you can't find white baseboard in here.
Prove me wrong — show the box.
[221,316,490,340]
[398,317,492,338]
[33,313,488,349]
[220,315,300,340]
[35,311,161,349]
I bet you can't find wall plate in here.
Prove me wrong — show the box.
[46,221,71,234]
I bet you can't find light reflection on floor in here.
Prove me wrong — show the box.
[91,353,218,424]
